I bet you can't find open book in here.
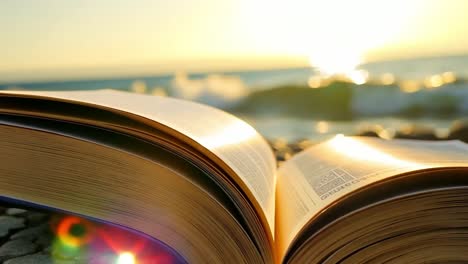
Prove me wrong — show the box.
[1,90,468,263]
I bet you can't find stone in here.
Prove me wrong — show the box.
[10,223,47,241]
[4,253,52,264]
[0,216,25,230]
[271,138,288,151]
[0,238,37,261]
[0,228,8,239]
[356,130,380,138]
[297,139,314,150]
[0,216,25,238]
[448,119,468,142]
[42,245,52,253]
[394,124,437,140]
[26,212,48,227]
[6,208,28,216]
[36,234,53,248]
[275,148,292,161]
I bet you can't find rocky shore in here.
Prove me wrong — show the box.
[0,207,54,263]
[269,119,468,163]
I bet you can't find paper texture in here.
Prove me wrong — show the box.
[1,90,277,234]
[276,136,468,259]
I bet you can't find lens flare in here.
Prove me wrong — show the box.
[117,252,136,264]
[56,216,94,248]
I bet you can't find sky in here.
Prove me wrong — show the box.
[1,0,468,82]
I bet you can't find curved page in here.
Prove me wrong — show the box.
[0,90,277,234]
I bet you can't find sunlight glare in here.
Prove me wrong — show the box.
[117,252,136,264]
[239,0,423,74]
[347,70,369,85]
[309,48,361,77]
[199,120,258,149]
[305,0,423,76]
[328,135,419,167]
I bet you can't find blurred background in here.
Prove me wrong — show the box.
[2,0,468,142]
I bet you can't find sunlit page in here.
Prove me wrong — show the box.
[276,136,468,259]
[1,90,277,233]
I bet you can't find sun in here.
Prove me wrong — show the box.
[307,0,423,76]
[239,0,423,77]
[309,48,362,77]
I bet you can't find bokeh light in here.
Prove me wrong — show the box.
[117,252,136,264]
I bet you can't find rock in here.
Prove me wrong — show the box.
[0,216,25,238]
[448,119,468,142]
[0,228,8,239]
[4,253,52,264]
[270,138,288,151]
[42,245,52,253]
[394,124,437,140]
[26,212,48,227]
[0,238,37,261]
[297,139,314,150]
[275,148,292,162]
[6,208,28,216]
[290,139,313,152]
[10,223,47,241]
[0,216,25,229]
[356,130,380,138]
[36,233,53,248]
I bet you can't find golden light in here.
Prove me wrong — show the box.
[348,70,369,85]
[307,76,322,88]
[151,87,167,97]
[315,121,329,134]
[239,0,424,75]
[400,80,421,93]
[381,73,396,85]
[199,120,258,149]
[131,80,147,94]
[441,71,456,84]
[309,48,362,77]
[117,252,136,264]
[328,135,418,167]
[424,74,443,88]
[377,128,396,140]
[305,0,423,76]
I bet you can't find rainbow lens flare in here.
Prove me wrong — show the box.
[56,216,94,248]
[50,214,182,263]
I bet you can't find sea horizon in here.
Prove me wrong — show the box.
[1,53,468,85]
[2,53,468,141]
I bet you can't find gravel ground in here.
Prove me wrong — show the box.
[0,207,56,263]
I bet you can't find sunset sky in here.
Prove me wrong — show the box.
[1,0,468,81]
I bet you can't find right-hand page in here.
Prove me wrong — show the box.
[275,136,468,260]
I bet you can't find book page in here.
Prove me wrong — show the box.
[276,136,468,259]
[0,90,277,234]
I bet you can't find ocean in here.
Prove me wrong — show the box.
[2,54,468,141]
